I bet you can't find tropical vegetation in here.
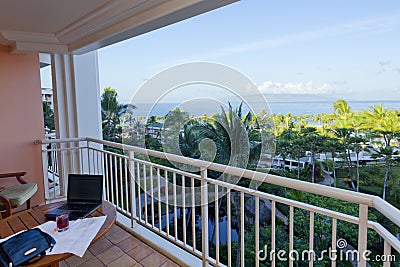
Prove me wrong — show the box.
[101,87,135,143]
[102,88,400,266]
[42,102,55,130]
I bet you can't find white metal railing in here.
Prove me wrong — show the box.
[39,137,400,267]
[43,133,59,196]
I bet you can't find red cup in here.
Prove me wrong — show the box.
[56,214,69,232]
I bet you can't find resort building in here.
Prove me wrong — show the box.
[41,87,54,110]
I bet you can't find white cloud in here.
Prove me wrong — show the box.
[376,60,400,75]
[379,60,391,66]
[257,80,332,95]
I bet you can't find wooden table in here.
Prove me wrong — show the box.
[0,200,116,267]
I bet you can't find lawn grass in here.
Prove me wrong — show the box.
[334,164,400,209]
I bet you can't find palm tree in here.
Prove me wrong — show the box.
[125,117,146,146]
[290,135,306,180]
[301,127,325,183]
[314,112,335,136]
[272,113,294,136]
[101,87,134,142]
[333,100,352,119]
[211,103,261,266]
[161,108,190,155]
[331,100,355,188]
[327,139,342,187]
[370,146,399,200]
[349,136,368,192]
[362,105,400,148]
[362,105,400,199]
[276,136,290,174]
[179,120,204,159]
[213,103,251,171]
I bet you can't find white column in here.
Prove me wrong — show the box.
[51,53,78,139]
[51,54,79,182]
[51,51,102,177]
[51,51,101,139]
[73,51,102,139]
[74,51,103,175]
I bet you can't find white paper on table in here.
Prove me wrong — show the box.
[37,216,107,257]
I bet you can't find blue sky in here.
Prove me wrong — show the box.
[96,0,400,103]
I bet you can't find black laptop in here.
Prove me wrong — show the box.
[45,174,103,220]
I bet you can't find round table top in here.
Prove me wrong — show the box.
[0,200,116,267]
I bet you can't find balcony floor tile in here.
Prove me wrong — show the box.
[140,252,169,266]
[60,224,181,267]
[88,235,114,256]
[126,243,154,262]
[116,236,142,252]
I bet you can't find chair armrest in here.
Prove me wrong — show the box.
[0,172,28,184]
[0,194,12,218]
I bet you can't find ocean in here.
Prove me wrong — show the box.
[130,100,400,118]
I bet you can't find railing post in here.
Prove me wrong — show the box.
[129,151,137,228]
[41,143,50,201]
[201,169,209,267]
[358,204,368,267]
[383,240,391,267]
[86,140,91,174]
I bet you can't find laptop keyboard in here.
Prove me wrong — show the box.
[59,204,98,212]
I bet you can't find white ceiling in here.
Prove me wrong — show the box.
[0,0,237,54]
[0,0,109,33]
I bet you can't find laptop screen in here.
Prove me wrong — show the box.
[67,174,103,203]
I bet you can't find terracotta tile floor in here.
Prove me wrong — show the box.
[59,224,181,267]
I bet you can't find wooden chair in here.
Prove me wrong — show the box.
[0,172,38,218]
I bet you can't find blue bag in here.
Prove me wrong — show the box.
[0,228,56,267]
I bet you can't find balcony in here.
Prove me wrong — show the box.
[60,224,180,267]
[39,137,400,267]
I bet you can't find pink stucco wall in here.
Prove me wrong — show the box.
[0,45,45,206]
